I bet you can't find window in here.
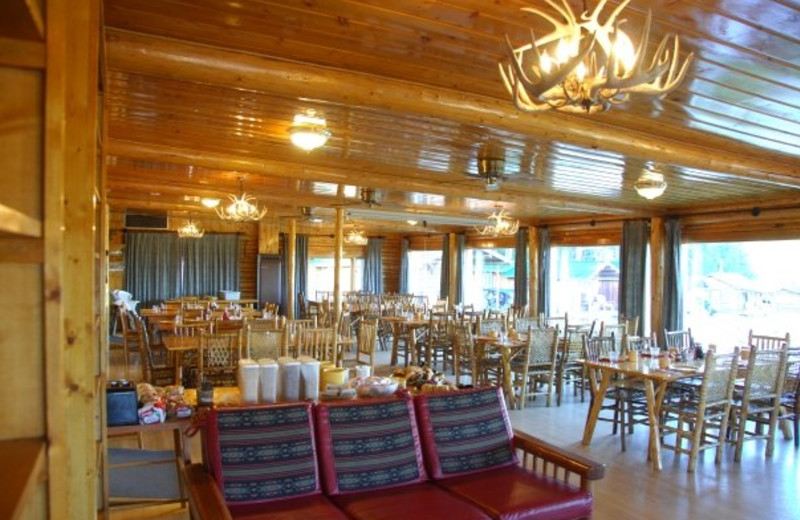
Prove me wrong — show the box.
[682,240,800,352]
[549,245,620,325]
[463,247,515,311]
[407,250,442,305]
[307,257,363,300]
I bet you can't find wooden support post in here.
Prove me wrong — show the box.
[528,227,539,317]
[448,233,457,308]
[334,207,344,324]
[650,217,665,344]
[287,219,296,320]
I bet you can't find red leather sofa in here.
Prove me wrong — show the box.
[184,386,605,520]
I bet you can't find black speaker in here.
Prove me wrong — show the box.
[106,380,139,427]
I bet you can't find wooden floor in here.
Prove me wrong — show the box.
[105,346,799,520]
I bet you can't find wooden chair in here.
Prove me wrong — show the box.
[660,348,739,472]
[748,330,790,351]
[173,320,213,337]
[345,319,378,371]
[512,316,539,334]
[213,318,244,333]
[296,327,336,363]
[777,347,800,447]
[511,326,559,408]
[136,318,175,387]
[451,322,477,386]
[599,321,626,353]
[582,333,642,451]
[729,343,789,461]
[477,317,506,336]
[664,328,694,360]
[421,311,455,370]
[114,308,142,379]
[246,325,285,360]
[197,330,243,388]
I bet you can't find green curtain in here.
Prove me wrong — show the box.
[125,231,239,307]
[619,220,649,335]
[663,218,683,337]
[125,232,180,308]
[399,237,409,294]
[455,233,465,305]
[536,227,550,317]
[440,233,451,300]
[514,227,529,308]
[180,233,240,299]
[364,237,383,293]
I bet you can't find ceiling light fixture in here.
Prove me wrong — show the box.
[201,198,221,208]
[406,220,418,226]
[288,109,332,151]
[476,208,520,237]
[634,165,667,199]
[500,0,694,114]
[216,177,267,222]
[344,228,368,246]
[177,220,205,239]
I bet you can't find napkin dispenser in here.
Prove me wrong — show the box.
[106,380,138,426]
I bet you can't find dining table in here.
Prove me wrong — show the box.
[382,315,428,366]
[579,356,703,470]
[472,334,528,409]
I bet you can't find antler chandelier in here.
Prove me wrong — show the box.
[476,208,519,237]
[216,178,267,222]
[344,228,368,246]
[499,0,694,114]
[177,220,205,238]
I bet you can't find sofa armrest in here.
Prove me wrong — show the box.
[182,463,233,520]
[513,430,606,492]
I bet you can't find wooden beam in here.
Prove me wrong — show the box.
[0,237,43,263]
[106,140,647,217]
[105,29,800,181]
[0,36,45,68]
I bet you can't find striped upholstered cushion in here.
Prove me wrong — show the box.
[414,386,518,478]
[315,396,427,495]
[206,404,320,505]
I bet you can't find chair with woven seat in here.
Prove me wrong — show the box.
[729,343,789,461]
[511,326,559,408]
[777,347,800,447]
[197,329,244,388]
[748,329,790,351]
[660,348,739,472]
[245,325,285,360]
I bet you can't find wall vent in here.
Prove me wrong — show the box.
[124,211,169,230]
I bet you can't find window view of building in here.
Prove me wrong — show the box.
[463,247,515,311]
[307,257,364,301]
[682,240,800,352]
[549,245,620,325]
[407,250,442,306]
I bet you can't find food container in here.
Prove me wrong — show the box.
[278,357,301,402]
[356,376,398,398]
[258,358,278,404]
[298,356,320,402]
[237,358,260,404]
[322,367,349,388]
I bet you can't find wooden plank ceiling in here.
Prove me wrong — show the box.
[101,0,800,235]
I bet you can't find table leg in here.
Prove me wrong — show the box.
[390,322,400,366]
[582,370,613,445]
[502,348,515,410]
[174,352,183,386]
[643,379,666,471]
[408,327,418,366]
